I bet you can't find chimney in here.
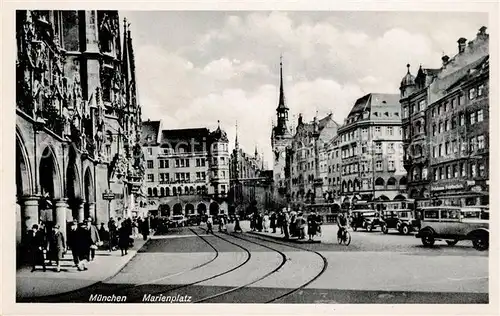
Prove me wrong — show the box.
[441,55,450,66]
[458,37,467,54]
[298,113,303,125]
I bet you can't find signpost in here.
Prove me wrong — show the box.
[103,189,115,222]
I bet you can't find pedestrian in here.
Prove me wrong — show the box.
[141,216,150,240]
[296,213,306,240]
[118,222,129,256]
[270,212,277,233]
[206,216,214,234]
[132,219,139,238]
[277,211,284,234]
[86,218,101,261]
[283,211,290,239]
[67,220,80,268]
[263,212,270,232]
[234,215,243,233]
[26,224,46,272]
[76,222,90,271]
[98,223,109,243]
[257,213,263,232]
[289,211,297,237]
[307,211,319,241]
[46,224,66,272]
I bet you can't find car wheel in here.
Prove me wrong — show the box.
[402,225,410,235]
[381,224,388,234]
[446,239,458,246]
[472,233,489,251]
[353,225,357,231]
[368,224,373,232]
[421,235,435,247]
[396,222,401,233]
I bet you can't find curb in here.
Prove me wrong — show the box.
[247,231,322,244]
[17,233,154,301]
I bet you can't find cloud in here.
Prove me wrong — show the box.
[131,11,488,165]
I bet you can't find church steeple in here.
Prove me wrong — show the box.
[274,55,289,136]
[235,121,239,150]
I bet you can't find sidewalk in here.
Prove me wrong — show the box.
[16,235,150,299]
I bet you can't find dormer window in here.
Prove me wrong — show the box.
[394,112,399,117]
[384,112,389,117]
[373,112,378,117]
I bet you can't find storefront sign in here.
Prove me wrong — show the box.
[430,182,465,192]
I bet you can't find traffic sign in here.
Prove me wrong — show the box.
[103,191,115,200]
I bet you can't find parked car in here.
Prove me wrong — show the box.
[187,214,201,226]
[169,215,186,228]
[350,210,383,232]
[415,206,489,250]
[380,209,420,235]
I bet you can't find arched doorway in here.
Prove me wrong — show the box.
[173,203,183,215]
[39,146,63,224]
[209,202,219,216]
[16,134,33,247]
[83,167,96,221]
[185,203,195,215]
[159,204,171,217]
[197,203,207,215]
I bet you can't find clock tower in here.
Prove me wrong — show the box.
[271,56,293,208]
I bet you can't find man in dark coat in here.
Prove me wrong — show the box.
[47,224,66,272]
[108,218,117,251]
[270,212,277,233]
[86,218,100,261]
[67,220,80,268]
[26,224,46,272]
[76,222,91,270]
[141,216,150,240]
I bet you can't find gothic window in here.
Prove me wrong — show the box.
[62,11,79,51]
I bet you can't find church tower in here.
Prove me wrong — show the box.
[271,56,293,208]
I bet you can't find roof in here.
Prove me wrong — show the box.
[160,128,210,143]
[140,120,161,145]
[346,93,400,119]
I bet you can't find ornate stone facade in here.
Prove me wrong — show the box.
[15,10,143,252]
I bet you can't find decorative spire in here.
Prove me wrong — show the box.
[406,63,411,73]
[277,54,287,110]
[254,144,258,158]
[235,120,239,149]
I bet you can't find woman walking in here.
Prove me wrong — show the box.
[307,211,319,241]
[118,222,130,256]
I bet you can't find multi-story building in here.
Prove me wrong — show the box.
[140,121,231,217]
[338,93,407,206]
[324,135,342,208]
[401,26,489,207]
[15,10,143,250]
[271,57,294,208]
[289,113,340,206]
[229,128,272,214]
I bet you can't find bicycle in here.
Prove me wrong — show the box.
[337,226,351,246]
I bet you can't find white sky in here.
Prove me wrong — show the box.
[121,11,488,166]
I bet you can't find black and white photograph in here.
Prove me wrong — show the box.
[6,3,498,313]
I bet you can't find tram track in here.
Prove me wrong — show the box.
[230,231,329,303]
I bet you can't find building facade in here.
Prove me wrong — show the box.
[271,58,294,208]
[401,26,489,207]
[141,121,231,217]
[289,113,339,206]
[323,135,342,207]
[229,129,272,215]
[15,10,143,249]
[338,93,407,206]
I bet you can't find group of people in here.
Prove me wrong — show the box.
[26,217,102,272]
[25,215,153,272]
[250,209,323,241]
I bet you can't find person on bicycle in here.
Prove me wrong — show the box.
[337,212,348,239]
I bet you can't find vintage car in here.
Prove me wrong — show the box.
[350,210,383,232]
[380,209,420,235]
[169,215,187,228]
[186,214,201,226]
[415,206,489,250]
